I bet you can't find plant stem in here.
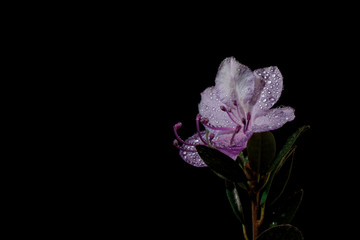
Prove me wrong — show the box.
[251,192,260,240]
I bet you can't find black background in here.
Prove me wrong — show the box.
[20,5,358,239]
[104,30,344,239]
[85,20,352,239]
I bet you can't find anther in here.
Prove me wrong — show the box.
[209,133,215,142]
[201,117,209,125]
[242,118,246,125]
[230,125,242,145]
[173,122,196,146]
[244,112,251,132]
[175,122,182,130]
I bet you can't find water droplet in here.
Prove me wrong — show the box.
[270,97,275,101]
[267,80,272,84]
[272,74,276,77]
[263,99,267,102]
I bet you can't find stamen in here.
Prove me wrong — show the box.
[173,139,197,152]
[196,114,208,144]
[209,133,215,142]
[242,118,246,126]
[244,112,251,132]
[173,122,196,146]
[201,118,234,131]
[230,125,242,145]
[220,105,242,125]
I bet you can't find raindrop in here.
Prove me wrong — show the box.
[263,99,267,102]
[270,97,275,101]
[267,80,272,84]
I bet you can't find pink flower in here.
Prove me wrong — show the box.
[174,57,295,167]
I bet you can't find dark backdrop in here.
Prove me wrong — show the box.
[57,13,354,239]
[115,40,329,238]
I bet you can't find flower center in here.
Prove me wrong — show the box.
[220,100,252,134]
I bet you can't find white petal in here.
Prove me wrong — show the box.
[215,57,255,106]
[252,107,295,132]
[252,66,283,112]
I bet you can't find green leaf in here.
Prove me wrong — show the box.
[270,125,310,173]
[195,145,248,184]
[225,180,245,224]
[257,224,303,240]
[247,131,276,174]
[260,146,296,206]
[268,152,295,206]
[268,190,304,227]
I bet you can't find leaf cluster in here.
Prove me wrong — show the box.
[195,125,309,239]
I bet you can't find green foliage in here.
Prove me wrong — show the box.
[260,125,309,206]
[225,180,245,224]
[269,125,310,173]
[247,131,276,174]
[267,190,304,228]
[194,126,309,240]
[195,145,248,185]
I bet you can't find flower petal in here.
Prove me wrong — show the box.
[215,57,255,106]
[214,132,252,159]
[179,132,207,167]
[199,86,238,129]
[253,66,283,112]
[252,107,295,132]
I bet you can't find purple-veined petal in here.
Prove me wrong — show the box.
[252,66,283,112]
[213,131,252,159]
[215,57,255,106]
[199,86,238,129]
[252,107,295,132]
[179,132,207,167]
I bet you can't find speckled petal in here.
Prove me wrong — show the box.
[252,107,295,132]
[253,66,283,112]
[215,57,255,106]
[214,132,252,159]
[179,132,207,167]
[198,86,237,129]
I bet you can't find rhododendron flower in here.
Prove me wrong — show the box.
[173,57,295,167]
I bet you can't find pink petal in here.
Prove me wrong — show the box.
[179,132,207,167]
[253,66,283,111]
[215,57,255,106]
[252,107,295,132]
[198,86,237,129]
